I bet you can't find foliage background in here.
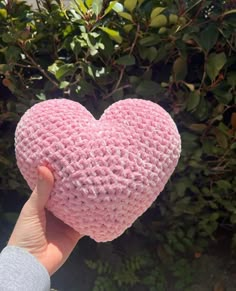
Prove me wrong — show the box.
[0,0,236,290]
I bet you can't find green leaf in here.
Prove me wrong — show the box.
[136,80,162,97]
[55,64,75,80]
[169,14,178,25]
[99,27,122,43]
[213,88,232,104]
[215,130,228,149]
[218,122,229,134]
[69,9,82,20]
[199,24,219,52]
[139,34,161,46]
[227,72,236,87]
[118,12,133,21]
[75,79,95,96]
[2,32,15,43]
[124,0,137,12]
[147,47,158,62]
[150,15,167,28]
[173,57,187,81]
[112,2,123,13]
[186,91,201,111]
[74,0,88,14]
[104,1,123,15]
[0,9,7,18]
[116,55,135,66]
[223,14,236,26]
[150,7,165,19]
[216,180,231,190]
[70,36,82,56]
[85,0,93,7]
[59,81,70,89]
[206,52,226,81]
[92,0,103,16]
[48,62,60,75]
[0,64,9,74]
[112,88,124,101]
[174,241,186,253]
[139,46,158,62]
[194,96,209,120]
[129,75,140,85]
[137,0,145,6]
[124,24,134,33]
[87,65,95,78]
[158,27,167,34]
[5,46,21,62]
[230,143,236,150]
[175,181,187,197]
[230,214,236,224]
[209,212,220,221]
[36,93,46,100]
[184,82,195,91]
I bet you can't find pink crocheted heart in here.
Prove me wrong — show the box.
[15,99,181,242]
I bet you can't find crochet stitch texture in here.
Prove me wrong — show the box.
[15,98,181,242]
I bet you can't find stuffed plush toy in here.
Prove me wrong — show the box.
[15,98,181,242]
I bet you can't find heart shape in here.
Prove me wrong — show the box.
[15,99,181,242]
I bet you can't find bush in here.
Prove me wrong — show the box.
[0,0,236,289]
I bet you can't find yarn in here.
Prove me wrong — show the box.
[15,98,181,242]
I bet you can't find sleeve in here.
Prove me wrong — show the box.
[0,246,50,291]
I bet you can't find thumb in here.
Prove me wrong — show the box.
[29,166,54,211]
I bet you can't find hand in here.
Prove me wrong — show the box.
[8,166,82,275]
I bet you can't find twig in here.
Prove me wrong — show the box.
[176,0,206,33]
[14,63,34,69]
[182,0,204,16]
[129,23,140,55]
[105,23,140,100]
[114,66,125,90]
[18,42,59,87]
[36,0,42,12]
[103,84,131,100]
[200,70,206,89]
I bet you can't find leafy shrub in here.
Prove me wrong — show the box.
[0,0,236,289]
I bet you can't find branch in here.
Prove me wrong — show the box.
[105,23,140,100]
[129,23,140,55]
[18,42,59,87]
[103,84,131,100]
[36,0,42,12]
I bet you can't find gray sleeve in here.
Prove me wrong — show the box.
[0,246,50,291]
